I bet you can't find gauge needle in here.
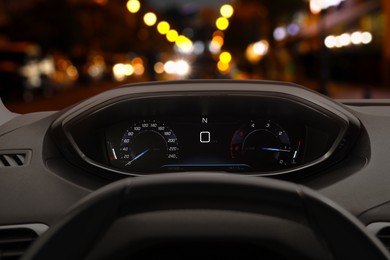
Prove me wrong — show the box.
[261,147,291,152]
[125,149,150,166]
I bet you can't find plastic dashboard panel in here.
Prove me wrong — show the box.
[51,80,360,180]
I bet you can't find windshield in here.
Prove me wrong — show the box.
[1,0,389,113]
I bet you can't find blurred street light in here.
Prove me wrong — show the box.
[126,0,141,13]
[220,4,234,18]
[217,61,230,74]
[273,27,287,41]
[157,21,170,35]
[216,17,229,31]
[113,63,129,81]
[325,31,372,48]
[164,60,190,76]
[175,36,193,54]
[219,51,232,64]
[166,30,179,42]
[175,60,190,76]
[310,0,345,14]
[144,12,157,26]
[154,62,164,74]
[245,40,269,64]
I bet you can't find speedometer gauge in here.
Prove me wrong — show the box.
[118,120,179,172]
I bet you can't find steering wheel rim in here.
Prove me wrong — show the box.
[22,173,390,260]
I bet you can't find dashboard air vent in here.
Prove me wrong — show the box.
[0,151,30,168]
[0,227,38,260]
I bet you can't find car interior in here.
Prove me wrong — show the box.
[1,0,390,259]
[1,80,390,259]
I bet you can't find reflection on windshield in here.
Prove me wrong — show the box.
[0,0,389,112]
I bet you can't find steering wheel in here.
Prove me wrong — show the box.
[22,173,389,260]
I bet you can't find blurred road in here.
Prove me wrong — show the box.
[3,80,390,114]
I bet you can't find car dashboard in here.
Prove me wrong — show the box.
[51,81,359,179]
[2,80,390,258]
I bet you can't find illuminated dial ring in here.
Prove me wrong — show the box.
[119,120,179,171]
[230,120,292,169]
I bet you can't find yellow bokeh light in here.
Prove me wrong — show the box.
[219,51,232,64]
[166,29,179,42]
[175,35,188,47]
[216,17,229,31]
[175,36,192,48]
[143,12,157,26]
[217,61,230,73]
[126,0,140,13]
[176,36,193,53]
[157,21,170,35]
[220,4,234,18]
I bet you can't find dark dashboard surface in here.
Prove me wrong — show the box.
[1,80,390,248]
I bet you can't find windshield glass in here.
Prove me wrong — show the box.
[1,0,389,113]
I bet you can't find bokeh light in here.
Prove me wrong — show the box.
[126,0,140,13]
[351,32,363,45]
[325,31,372,48]
[287,23,300,36]
[113,63,127,81]
[175,60,190,76]
[217,61,230,74]
[133,63,144,76]
[253,40,269,56]
[193,41,205,55]
[164,61,176,74]
[154,62,164,74]
[216,17,229,31]
[166,30,179,42]
[157,21,170,35]
[124,64,134,76]
[143,12,157,26]
[220,4,234,18]
[273,27,287,41]
[176,36,193,54]
[339,33,351,47]
[362,32,373,44]
[131,57,143,66]
[212,35,224,47]
[325,35,337,48]
[219,52,232,64]
[310,0,322,15]
[245,40,269,63]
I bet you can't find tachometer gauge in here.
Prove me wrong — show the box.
[230,120,293,171]
[118,120,179,172]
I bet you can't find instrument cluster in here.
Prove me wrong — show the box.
[106,117,305,173]
[52,81,360,179]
